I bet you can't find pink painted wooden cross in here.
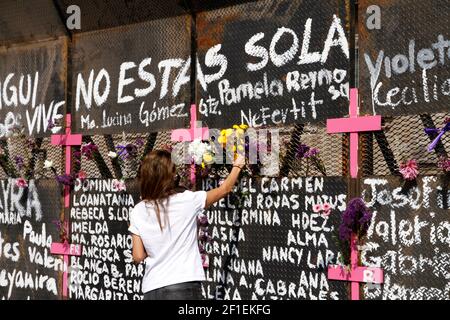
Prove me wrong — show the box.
[171,104,209,185]
[327,88,383,300]
[50,114,83,298]
[50,114,82,207]
[50,241,82,298]
[328,234,384,300]
[327,88,381,178]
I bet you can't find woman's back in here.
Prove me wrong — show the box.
[130,149,245,299]
[129,190,207,293]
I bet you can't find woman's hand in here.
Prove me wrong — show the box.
[233,153,246,169]
[205,153,246,209]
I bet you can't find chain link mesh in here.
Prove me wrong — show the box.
[76,131,175,179]
[361,112,450,177]
[0,136,63,180]
[282,123,347,177]
[74,123,347,179]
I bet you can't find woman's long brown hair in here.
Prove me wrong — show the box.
[139,150,176,231]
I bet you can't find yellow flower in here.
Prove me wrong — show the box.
[237,145,244,151]
[201,162,205,169]
[203,153,213,163]
[225,128,233,137]
[236,128,245,136]
[233,145,237,152]
[218,136,227,144]
[233,125,239,129]
[220,129,227,136]
[239,124,248,130]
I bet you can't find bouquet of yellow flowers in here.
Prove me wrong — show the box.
[186,124,247,164]
[187,124,255,208]
[218,124,248,153]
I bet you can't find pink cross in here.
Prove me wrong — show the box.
[327,90,383,299]
[328,233,384,300]
[171,104,209,185]
[50,241,83,298]
[50,114,82,207]
[327,88,381,178]
[171,104,209,141]
[50,114,83,298]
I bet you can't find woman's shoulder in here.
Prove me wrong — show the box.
[131,200,147,216]
[132,190,203,208]
[171,189,205,203]
[175,189,206,197]
[174,190,207,209]
[172,189,193,199]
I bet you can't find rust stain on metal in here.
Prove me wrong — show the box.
[197,12,241,51]
[358,0,395,59]
[343,0,351,33]
[59,36,68,89]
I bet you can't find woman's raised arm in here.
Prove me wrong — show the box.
[205,154,245,209]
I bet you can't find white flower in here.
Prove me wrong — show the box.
[188,139,210,164]
[44,160,53,169]
[51,126,62,134]
[108,151,118,159]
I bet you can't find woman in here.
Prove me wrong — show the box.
[128,149,245,300]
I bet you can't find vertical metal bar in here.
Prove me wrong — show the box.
[52,0,72,40]
[279,124,305,176]
[349,0,361,300]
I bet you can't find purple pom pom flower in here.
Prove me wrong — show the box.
[338,198,372,242]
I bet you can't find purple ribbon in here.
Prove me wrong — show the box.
[425,122,450,151]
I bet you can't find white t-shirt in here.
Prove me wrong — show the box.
[128,190,207,293]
